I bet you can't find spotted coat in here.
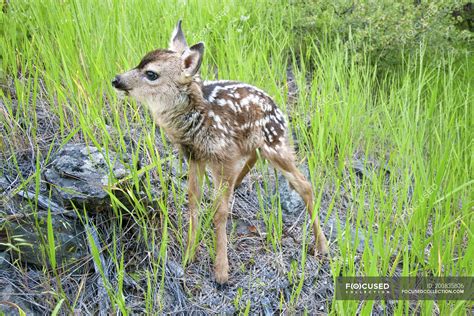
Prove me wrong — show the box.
[171,78,289,163]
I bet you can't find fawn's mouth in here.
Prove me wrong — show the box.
[120,89,130,96]
[114,89,130,99]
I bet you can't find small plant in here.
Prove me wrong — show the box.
[233,287,243,310]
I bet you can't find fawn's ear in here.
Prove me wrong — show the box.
[169,20,188,53]
[181,42,204,77]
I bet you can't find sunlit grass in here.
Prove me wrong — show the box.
[1,0,472,314]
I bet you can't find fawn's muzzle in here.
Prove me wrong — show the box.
[112,75,129,91]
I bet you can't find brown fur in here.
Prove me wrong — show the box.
[113,21,328,284]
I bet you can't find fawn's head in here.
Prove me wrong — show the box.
[112,20,204,107]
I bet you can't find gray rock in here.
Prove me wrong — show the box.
[275,165,310,214]
[43,144,135,210]
[0,175,9,193]
[166,259,184,278]
[278,176,305,214]
[1,208,87,268]
[0,282,36,315]
[260,296,273,315]
[0,252,9,270]
[326,217,373,252]
[351,157,391,180]
[0,250,37,314]
[351,159,370,179]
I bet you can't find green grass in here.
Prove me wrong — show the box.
[1,0,473,314]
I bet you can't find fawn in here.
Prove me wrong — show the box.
[112,21,328,284]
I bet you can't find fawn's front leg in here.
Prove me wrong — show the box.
[186,159,205,262]
[210,163,239,284]
[213,185,233,284]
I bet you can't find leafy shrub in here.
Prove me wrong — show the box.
[292,0,473,67]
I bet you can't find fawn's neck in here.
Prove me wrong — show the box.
[148,80,207,145]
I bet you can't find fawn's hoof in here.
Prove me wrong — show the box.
[214,264,229,284]
[309,246,329,258]
[310,236,329,257]
[318,242,329,256]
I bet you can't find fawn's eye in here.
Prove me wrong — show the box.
[145,71,159,81]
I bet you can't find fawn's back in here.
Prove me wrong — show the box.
[179,78,289,162]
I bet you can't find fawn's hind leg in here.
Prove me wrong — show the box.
[263,148,328,255]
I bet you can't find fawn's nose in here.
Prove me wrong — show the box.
[112,75,129,91]
[111,76,121,88]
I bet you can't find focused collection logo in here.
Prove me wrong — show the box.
[344,282,390,295]
[335,277,473,300]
